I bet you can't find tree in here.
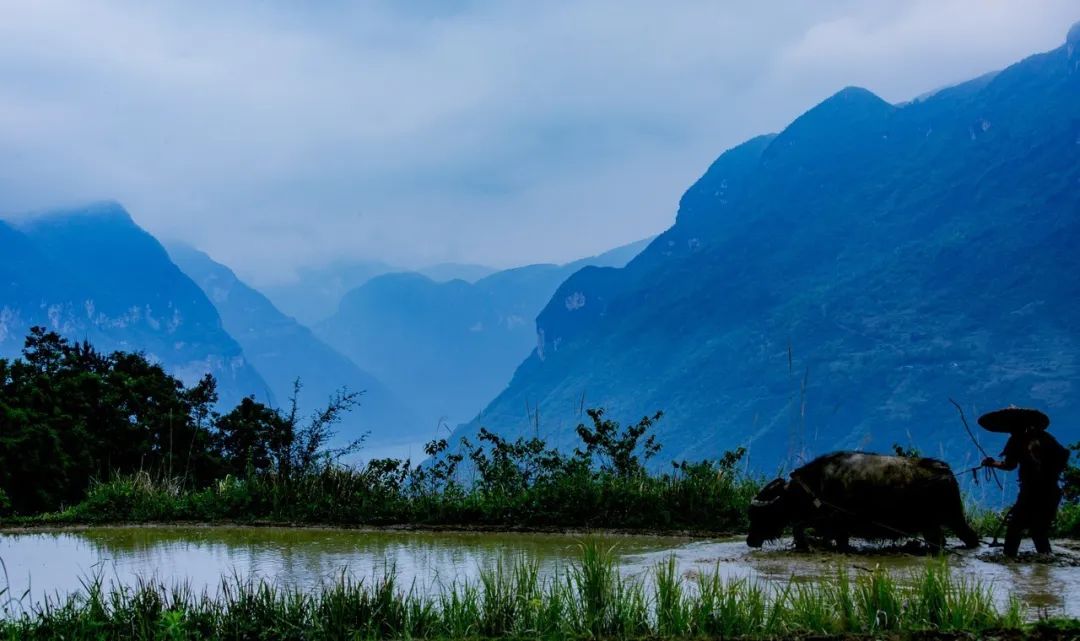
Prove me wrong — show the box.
[273,380,366,479]
[0,328,222,512]
[215,397,281,476]
[0,330,368,514]
[573,408,663,478]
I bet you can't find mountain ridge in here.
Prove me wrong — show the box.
[168,244,423,445]
[451,25,1080,470]
[1,202,269,409]
[316,237,653,429]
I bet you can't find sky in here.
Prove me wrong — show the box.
[0,1,1077,286]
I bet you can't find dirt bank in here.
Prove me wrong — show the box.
[0,518,737,538]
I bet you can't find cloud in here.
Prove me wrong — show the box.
[0,0,1075,284]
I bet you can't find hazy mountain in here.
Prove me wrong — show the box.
[262,259,397,326]
[450,24,1080,470]
[416,263,496,283]
[316,238,651,428]
[262,261,497,327]
[0,202,268,409]
[168,244,423,446]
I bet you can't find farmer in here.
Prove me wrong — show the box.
[979,407,1070,558]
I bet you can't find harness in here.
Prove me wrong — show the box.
[786,472,972,553]
[790,474,822,509]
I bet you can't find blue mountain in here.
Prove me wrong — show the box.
[316,238,651,429]
[0,202,268,408]
[168,244,422,445]
[416,263,497,284]
[262,259,397,326]
[262,261,497,329]
[450,24,1080,470]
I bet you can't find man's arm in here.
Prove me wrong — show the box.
[982,456,1018,471]
[984,435,1020,471]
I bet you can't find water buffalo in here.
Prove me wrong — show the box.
[746,451,980,552]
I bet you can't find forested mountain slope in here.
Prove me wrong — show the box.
[0,202,267,408]
[452,25,1080,470]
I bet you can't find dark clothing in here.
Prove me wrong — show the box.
[1004,485,1061,555]
[1001,430,1069,488]
[1000,430,1068,557]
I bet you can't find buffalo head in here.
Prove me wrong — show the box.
[746,477,789,548]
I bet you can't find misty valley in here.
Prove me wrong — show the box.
[1,15,1080,641]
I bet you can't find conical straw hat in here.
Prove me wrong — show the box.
[977,407,1050,433]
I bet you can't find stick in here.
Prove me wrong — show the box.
[949,398,1003,490]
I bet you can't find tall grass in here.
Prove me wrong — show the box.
[36,458,761,533]
[0,541,1029,640]
[8,410,768,534]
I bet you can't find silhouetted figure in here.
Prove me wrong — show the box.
[979,407,1069,558]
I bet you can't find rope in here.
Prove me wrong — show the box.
[949,398,1004,491]
[954,464,1000,485]
[952,463,1010,544]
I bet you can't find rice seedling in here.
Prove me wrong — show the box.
[856,563,904,631]
[0,542,1042,640]
[692,570,767,638]
[653,555,690,637]
[785,579,840,634]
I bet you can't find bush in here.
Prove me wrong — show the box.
[39,411,759,533]
[1056,441,1080,537]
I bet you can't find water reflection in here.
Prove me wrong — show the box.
[995,561,1067,616]
[1,527,1077,618]
[0,527,680,609]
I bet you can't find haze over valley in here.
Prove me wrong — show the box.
[1,4,1078,472]
[7,8,1080,634]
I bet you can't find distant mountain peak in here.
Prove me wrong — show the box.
[24,200,133,226]
[1,203,269,409]
[80,200,130,217]
[832,85,880,100]
[809,85,892,118]
[784,86,894,135]
[167,244,421,445]
[1068,20,1080,56]
[418,262,496,283]
[761,85,893,168]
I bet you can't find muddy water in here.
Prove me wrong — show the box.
[626,538,1080,618]
[1,527,1077,617]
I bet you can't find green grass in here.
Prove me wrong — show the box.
[18,460,761,534]
[966,496,1080,539]
[0,541,1037,640]
[1057,502,1080,538]
[964,497,1006,538]
[25,468,1080,542]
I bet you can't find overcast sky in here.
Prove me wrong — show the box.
[0,1,1076,285]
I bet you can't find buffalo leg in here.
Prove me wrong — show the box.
[950,517,981,549]
[793,524,810,552]
[833,531,851,552]
[921,526,946,554]
[943,476,980,549]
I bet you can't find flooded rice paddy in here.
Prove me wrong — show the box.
[1,526,1078,617]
